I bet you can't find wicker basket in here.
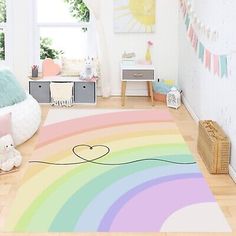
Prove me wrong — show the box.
[197,120,230,174]
[153,93,167,103]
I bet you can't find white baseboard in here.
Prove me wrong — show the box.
[229,165,236,183]
[182,95,199,123]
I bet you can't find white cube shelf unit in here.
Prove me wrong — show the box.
[29,76,96,104]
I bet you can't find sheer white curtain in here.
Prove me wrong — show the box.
[83,0,111,97]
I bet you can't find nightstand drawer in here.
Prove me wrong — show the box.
[29,82,50,103]
[74,82,96,103]
[122,70,154,81]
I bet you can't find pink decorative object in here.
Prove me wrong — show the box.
[192,33,198,51]
[213,55,220,76]
[205,49,211,70]
[42,58,61,77]
[136,59,151,65]
[148,41,153,47]
[188,25,194,41]
[0,113,11,137]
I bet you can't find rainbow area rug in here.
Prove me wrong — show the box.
[5,109,231,232]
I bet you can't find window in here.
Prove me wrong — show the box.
[0,0,12,65]
[33,0,96,65]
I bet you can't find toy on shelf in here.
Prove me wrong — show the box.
[122,52,136,59]
[145,41,153,64]
[81,57,99,82]
[0,134,22,172]
[121,51,136,65]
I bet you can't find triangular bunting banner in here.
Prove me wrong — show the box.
[179,0,229,78]
[185,14,190,30]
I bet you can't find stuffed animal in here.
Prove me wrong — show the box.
[82,57,98,80]
[0,134,22,172]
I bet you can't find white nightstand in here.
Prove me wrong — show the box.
[120,63,155,106]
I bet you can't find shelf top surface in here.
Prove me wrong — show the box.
[120,63,155,70]
[29,76,95,82]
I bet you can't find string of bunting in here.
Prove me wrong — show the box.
[179,0,228,78]
[180,0,219,41]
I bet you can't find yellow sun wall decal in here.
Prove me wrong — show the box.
[114,0,156,33]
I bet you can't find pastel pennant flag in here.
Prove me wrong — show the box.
[198,42,205,62]
[191,31,196,46]
[220,55,228,78]
[213,55,220,76]
[205,49,211,71]
[193,34,198,51]
[183,2,187,16]
[194,35,198,52]
[185,14,190,30]
[188,25,194,41]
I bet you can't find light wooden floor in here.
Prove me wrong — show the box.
[0,97,236,236]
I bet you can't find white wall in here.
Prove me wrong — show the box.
[178,0,236,177]
[9,0,179,96]
[100,0,179,95]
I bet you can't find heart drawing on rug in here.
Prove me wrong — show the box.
[29,144,111,166]
[30,143,197,166]
[72,144,111,163]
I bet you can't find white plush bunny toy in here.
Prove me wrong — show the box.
[82,57,98,80]
[0,134,22,172]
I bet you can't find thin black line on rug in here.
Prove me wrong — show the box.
[29,144,197,166]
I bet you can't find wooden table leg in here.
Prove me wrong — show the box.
[121,81,127,106]
[147,81,151,97]
[148,81,154,106]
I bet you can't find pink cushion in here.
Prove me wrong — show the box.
[0,113,12,137]
[42,58,61,77]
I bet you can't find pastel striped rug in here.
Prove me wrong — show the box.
[5,109,231,232]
